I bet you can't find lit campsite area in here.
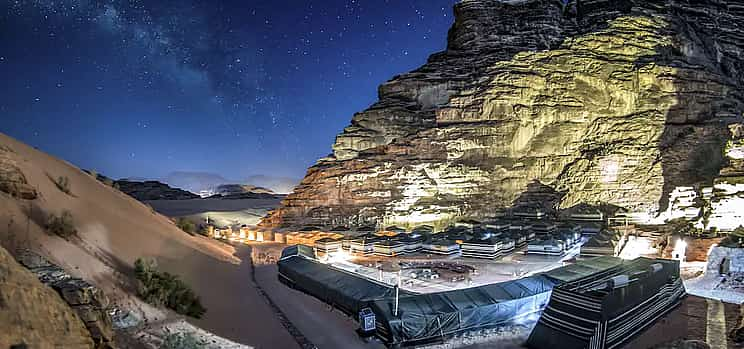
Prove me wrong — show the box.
[216,216,740,349]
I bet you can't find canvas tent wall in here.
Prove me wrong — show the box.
[277,246,407,315]
[279,244,316,260]
[527,258,684,349]
[371,275,558,345]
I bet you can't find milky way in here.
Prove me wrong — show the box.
[1,0,458,179]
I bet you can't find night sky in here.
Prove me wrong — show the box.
[1,0,458,180]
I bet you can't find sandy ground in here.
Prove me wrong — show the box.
[250,242,383,349]
[254,263,385,349]
[158,245,298,349]
[0,133,295,349]
[627,295,741,349]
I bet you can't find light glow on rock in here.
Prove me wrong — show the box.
[672,239,687,262]
[619,236,654,260]
[600,157,620,183]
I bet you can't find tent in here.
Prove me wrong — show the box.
[527,258,684,349]
[371,275,558,345]
[278,248,407,315]
[279,244,315,260]
[542,256,623,283]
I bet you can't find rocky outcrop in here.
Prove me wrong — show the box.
[262,0,744,230]
[0,246,94,348]
[115,180,199,201]
[706,246,744,276]
[0,145,37,199]
[16,250,115,348]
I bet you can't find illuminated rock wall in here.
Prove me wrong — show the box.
[262,0,744,230]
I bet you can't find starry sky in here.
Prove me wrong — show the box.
[0,0,458,180]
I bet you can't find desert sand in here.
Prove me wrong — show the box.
[0,133,296,348]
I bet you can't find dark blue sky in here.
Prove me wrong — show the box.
[1,0,458,180]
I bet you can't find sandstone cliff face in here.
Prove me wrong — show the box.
[0,246,94,348]
[263,0,744,230]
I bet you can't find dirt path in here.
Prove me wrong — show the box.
[158,245,299,349]
[625,295,741,348]
[706,298,728,349]
[253,262,386,349]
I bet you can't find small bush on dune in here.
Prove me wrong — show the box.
[134,258,206,319]
[46,210,77,239]
[176,218,196,235]
[53,175,72,195]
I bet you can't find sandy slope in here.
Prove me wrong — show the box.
[0,133,296,348]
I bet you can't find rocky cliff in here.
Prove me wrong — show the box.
[262,0,744,230]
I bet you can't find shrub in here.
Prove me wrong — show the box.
[46,210,77,239]
[88,169,98,179]
[53,175,72,195]
[102,178,115,187]
[176,218,196,235]
[134,258,206,318]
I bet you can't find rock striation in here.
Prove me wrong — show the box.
[263,0,744,230]
[16,250,116,348]
[0,246,94,348]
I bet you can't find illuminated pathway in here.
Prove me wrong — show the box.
[706,298,728,349]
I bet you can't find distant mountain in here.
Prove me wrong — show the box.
[115,180,199,201]
[156,171,298,195]
[162,171,230,195]
[85,171,199,201]
[115,171,299,196]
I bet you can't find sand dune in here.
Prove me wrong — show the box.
[0,133,297,348]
